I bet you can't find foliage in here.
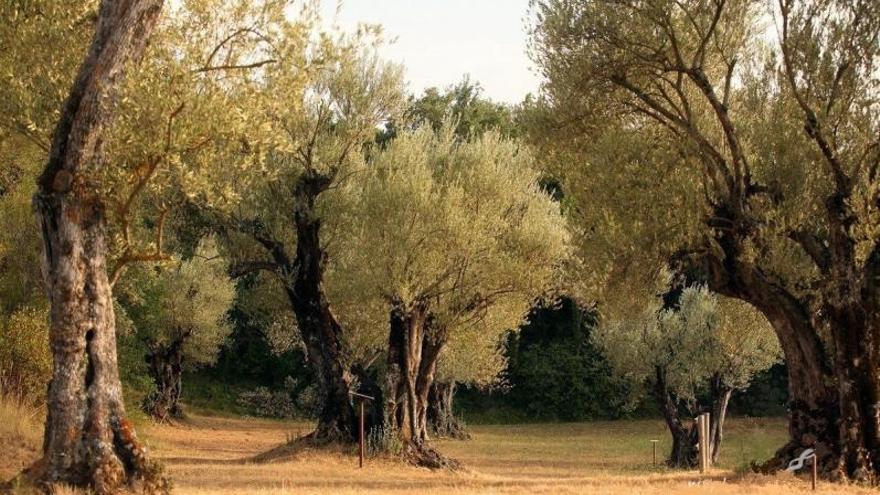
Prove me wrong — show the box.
[596,277,781,402]
[0,152,44,318]
[503,297,629,421]
[328,122,571,375]
[380,76,518,144]
[0,307,51,403]
[117,238,235,370]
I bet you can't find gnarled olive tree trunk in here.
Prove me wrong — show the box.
[21,1,167,493]
[385,304,458,468]
[691,222,839,474]
[229,171,358,445]
[654,367,732,468]
[428,381,470,440]
[265,170,357,443]
[142,332,188,422]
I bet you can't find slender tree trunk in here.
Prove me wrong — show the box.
[385,304,458,468]
[708,373,733,464]
[142,334,187,422]
[428,382,470,440]
[16,1,167,493]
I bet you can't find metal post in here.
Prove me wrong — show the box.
[349,391,374,469]
[651,439,658,466]
[703,413,709,470]
[811,454,817,491]
[359,400,365,469]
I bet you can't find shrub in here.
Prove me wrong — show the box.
[237,386,294,418]
[0,307,51,404]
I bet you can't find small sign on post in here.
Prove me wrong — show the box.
[349,391,375,468]
[786,448,817,491]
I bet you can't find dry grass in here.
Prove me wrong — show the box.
[3,406,877,494]
[0,395,42,482]
[140,415,872,494]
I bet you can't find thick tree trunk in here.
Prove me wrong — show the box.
[826,302,880,481]
[385,304,458,468]
[694,236,839,473]
[17,1,167,493]
[428,382,470,440]
[283,170,356,443]
[142,335,187,422]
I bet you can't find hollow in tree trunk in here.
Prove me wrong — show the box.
[14,1,167,493]
[142,332,189,422]
[428,381,470,440]
[385,304,458,468]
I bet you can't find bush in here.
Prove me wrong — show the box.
[0,307,51,404]
[237,387,296,418]
[236,377,317,419]
[367,422,402,456]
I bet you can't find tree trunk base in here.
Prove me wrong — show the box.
[752,400,840,479]
[11,424,169,494]
[251,426,358,464]
[402,442,461,470]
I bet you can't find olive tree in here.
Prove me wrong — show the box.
[117,239,234,422]
[528,0,880,480]
[327,124,571,466]
[0,0,298,489]
[216,30,405,443]
[597,275,780,467]
[427,323,509,440]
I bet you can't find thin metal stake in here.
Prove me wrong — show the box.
[359,400,365,468]
[811,454,817,491]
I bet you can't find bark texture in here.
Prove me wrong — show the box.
[142,333,188,422]
[22,1,167,492]
[689,210,841,475]
[428,381,470,440]
[238,170,357,444]
[385,304,458,468]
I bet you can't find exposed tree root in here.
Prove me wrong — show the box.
[402,442,461,470]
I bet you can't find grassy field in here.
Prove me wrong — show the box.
[3,403,876,494]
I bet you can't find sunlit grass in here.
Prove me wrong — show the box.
[2,406,871,494]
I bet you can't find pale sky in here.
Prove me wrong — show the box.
[320,0,540,104]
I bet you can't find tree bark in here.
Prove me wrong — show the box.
[654,366,698,468]
[142,333,188,422]
[274,170,356,443]
[708,373,733,464]
[690,225,839,474]
[226,172,358,444]
[654,367,735,468]
[428,381,470,440]
[18,1,167,493]
[385,303,458,468]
